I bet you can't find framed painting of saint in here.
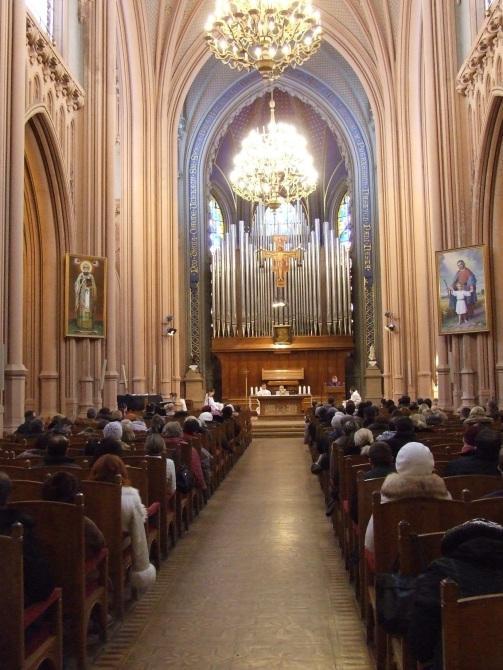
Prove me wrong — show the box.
[436,245,490,335]
[65,254,107,338]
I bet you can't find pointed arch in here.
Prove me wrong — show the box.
[23,110,74,415]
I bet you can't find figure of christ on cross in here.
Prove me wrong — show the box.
[258,235,303,288]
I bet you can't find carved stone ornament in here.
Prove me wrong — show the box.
[457,1,502,96]
[26,12,85,111]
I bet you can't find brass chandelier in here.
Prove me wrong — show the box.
[204,0,323,81]
[229,94,317,209]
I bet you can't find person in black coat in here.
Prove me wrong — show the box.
[0,472,54,606]
[43,435,79,467]
[383,417,416,458]
[407,518,503,670]
[444,429,501,476]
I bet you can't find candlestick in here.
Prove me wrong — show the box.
[121,364,128,391]
[100,358,107,392]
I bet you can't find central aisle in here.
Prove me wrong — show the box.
[95,438,373,669]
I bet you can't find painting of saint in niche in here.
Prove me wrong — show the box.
[436,245,490,335]
[65,254,107,338]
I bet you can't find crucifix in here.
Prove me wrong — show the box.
[258,235,303,288]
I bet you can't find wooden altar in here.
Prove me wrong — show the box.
[253,394,312,416]
[212,335,353,401]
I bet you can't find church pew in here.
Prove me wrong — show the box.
[0,524,63,670]
[356,474,385,616]
[79,478,128,619]
[443,475,502,500]
[121,454,176,556]
[441,580,503,670]
[368,494,467,670]
[11,496,108,669]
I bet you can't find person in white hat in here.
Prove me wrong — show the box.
[365,442,451,556]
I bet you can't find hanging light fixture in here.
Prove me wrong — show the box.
[204,0,322,81]
[229,93,317,209]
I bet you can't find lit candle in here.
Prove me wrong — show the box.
[307,385,311,395]
[250,387,253,396]
[298,385,301,394]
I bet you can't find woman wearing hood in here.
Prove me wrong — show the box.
[365,442,451,556]
[408,518,503,670]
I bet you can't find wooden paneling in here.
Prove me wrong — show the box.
[213,338,353,400]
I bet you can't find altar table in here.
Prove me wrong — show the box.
[253,394,312,416]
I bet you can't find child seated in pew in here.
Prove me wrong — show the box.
[89,455,156,591]
[145,434,177,496]
[0,472,54,606]
[408,518,503,670]
[41,472,105,561]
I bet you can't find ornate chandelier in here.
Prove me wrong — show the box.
[229,95,317,209]
[204,0,322,81]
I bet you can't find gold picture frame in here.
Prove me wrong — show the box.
[64,253,107,338]
[273,324,292,345]
[436,244,491,335]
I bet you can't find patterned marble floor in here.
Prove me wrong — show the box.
[93,438,373,669]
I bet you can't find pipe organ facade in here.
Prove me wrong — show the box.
[211,208,352,340]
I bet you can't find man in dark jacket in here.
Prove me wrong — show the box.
[43,435,79,467]
[383,417,416,458]
[444,429,501,476]
[0,472,54,606]
[408,518,503,670]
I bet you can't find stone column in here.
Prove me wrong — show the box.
[103,0,119,408]
[422,0,454,410]
[4,0,27,431]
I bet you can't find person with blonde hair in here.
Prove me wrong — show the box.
[354,427,374,455]
[145,433,176,496]
[90,455,156,591]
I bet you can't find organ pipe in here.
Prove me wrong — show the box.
[211,216,353,338]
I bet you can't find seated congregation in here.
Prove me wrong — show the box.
[306,394,503,670]
[0,400,251,668]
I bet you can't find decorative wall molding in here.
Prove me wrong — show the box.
[26,11,85,112]
[457,0,502,96]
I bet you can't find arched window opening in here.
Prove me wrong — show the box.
[27,0,54,39]
[337,192,351,246]
[208,197,225,252]
[263,202,299,235]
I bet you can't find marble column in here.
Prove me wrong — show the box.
[422,0,452,410]
[4,0,27,431]
[103,0,119,408]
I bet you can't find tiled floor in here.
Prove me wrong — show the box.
[93,438,373,669]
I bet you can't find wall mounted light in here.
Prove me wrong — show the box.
[384,311,397,332]
[162,315,177,336]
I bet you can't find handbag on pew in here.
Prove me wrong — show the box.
[176,466,194,494]
[375,540,427,636]
[375,571,418,635]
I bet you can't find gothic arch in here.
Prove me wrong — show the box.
[474,94,503,401]
[181,65,377,390]
[23,111,73,416]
